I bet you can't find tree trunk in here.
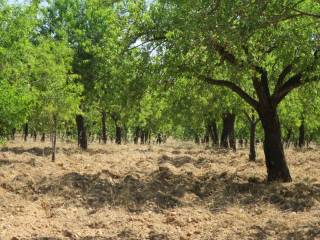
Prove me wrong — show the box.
[101,111,107,144]
[41,133,45,142]
[115,126,122,144]
[249,121,257,161]
[203,131,209,144]
[24,123,28,142]
[239,139,244,148]
[229,116,236,151]
[76,115,88,150]
[134,127,140,144]
[298,121,305,148]
[220,113,236,149]
[123,125,128,144]
[33,131,37,142]
[194,134,200,144]
[11,128,16,140]
[260,109,292,182]
[52,117,57,162]
[285,128,292,148]
[208,120,219,147]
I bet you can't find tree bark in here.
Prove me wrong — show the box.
[194,134,200,144]
[52,116,57,162]
[101,111,107,144]
[298,121,305,148]
[33,131,37,142]
[249,121,257,161]
[134,127,140,144]
[115,125,122,144]
[285,128,292,148]
[260,109,292,182]
[76,114,88,150]
[24,123,28,142]
[208,120,219,147]
[220,113,236,150]
[11,128,16,140]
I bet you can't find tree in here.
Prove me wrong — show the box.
[0,2,38,141]
[28,38,82,161]
[137,0,320,182]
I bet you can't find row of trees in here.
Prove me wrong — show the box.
[0,0,319,182]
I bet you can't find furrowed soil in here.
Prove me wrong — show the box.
[0,139,319,240]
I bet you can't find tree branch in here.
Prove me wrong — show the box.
[199,75,259,110]
[274,64,293,94]
[273,73,303,105]
[293,9,320,19]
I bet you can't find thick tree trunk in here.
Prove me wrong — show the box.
[101,111,107,144]
[260,109,292,182]
[24,123,28,142]
[115,126,122,144]
[220,113,236,150]
[249,121,257,161]
[298,121,305,148]
[76,115,88,150]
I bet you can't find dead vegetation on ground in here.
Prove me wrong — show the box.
[0,140,319,240]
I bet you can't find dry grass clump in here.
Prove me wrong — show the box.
[0,139,319,239]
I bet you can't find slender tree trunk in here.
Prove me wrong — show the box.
[285,128,292,148]
[11,128,16,140]
[76,115,88,150]
[208,120,219,147]
[140,130,145,144]
[33,131,37,142]
[249,121,257,161]
[134,127,140,144]
[115,125,122,144]
[229,115,236,151]
[194,134,200,144]
[298,121,305,148]
[101,111,107,144]
[145,130,149,144]
[41,133,45,142]
[24,123,28,142]
[239,139,244,148]
[52,117,57,162]
[203,131,209,144]
[260,109,292,182]
[123,125,128,144]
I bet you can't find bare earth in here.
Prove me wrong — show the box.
[0,139,319,240]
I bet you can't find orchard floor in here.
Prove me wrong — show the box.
[0,139,319,240]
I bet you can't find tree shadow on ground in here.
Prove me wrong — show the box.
[0,158,38,167]
[158,155,194,167]
[0,146,115,157]
[4,165,318,213]
[1,147,52,157]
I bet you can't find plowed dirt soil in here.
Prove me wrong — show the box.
[0,139,319,240]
